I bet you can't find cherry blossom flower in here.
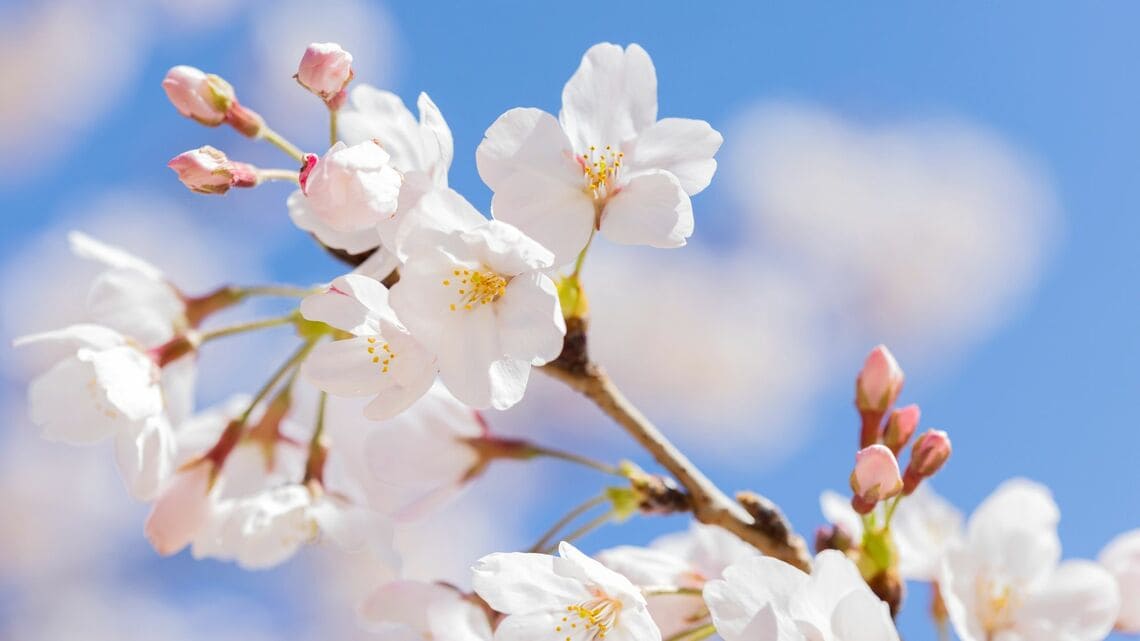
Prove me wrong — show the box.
[295,42,354,105]
[68,231,185,348]
[145,462,215,556]
[15,324,164,445]
[703,549,900,641]
[940,479,1121,641]
[301,274,437,420]
[598,522,759,637]
[361,382,491,519]
[476,42,721,266]
[290,87,459,259]
[191,483,395,570]
[1099,529,1140,633]
[389,215,565,409]
[358,580,492,641]
[473,541,662,641]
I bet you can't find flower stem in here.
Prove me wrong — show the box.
[303,391,329,484]
[570,229,595,281]
[664,623,716,641]
[883,494,903,527]
[527,494,608,553]
[526,444,623,476]
[329,108,339,146]
[197,311,300,343]
[260,126,305,163]
[642,586,704,597]
[256,168,301,184]
[238,339,318,424]
[544,509,614,552]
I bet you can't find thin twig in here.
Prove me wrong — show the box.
[527,494,607,553]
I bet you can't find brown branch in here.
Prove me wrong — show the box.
[541,317,812,572]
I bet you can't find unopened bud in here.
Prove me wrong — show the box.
[162,66,235,126]
[883,404,920,455]
[295,42,354,106]
[856,345,904,415]
[850,444,903,513]
[903,429,951,494]
[168,146,258,194]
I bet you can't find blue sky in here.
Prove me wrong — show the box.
[2,2,1138,640]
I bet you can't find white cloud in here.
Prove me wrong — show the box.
[0,1,145,180]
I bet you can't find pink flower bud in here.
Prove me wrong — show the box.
[295,42,354,105]
[162,66,235,126]
[144,463,213,556]
[883,404,920,454]
[903,429,951,494]
[168,146,257,195]
[850,444,903,513]
[856,345,904,415]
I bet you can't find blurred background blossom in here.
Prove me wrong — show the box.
[1,1,1137,639]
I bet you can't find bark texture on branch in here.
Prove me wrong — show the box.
[542,317,812,572]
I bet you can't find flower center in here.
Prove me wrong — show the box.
[365,336,394,373]
[975,576,1019,635]
[554,595,622,641]
[443,268,508,312]
[578,145,623,200]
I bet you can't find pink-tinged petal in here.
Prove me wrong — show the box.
[1099,529,1140,632]
[145,464,213,556]
[303,337,390,397]
[113,416,176,501]
[288,189,384,254]
[600,169,693,248]
[855,345,904,414]
[830,590,900,641]
[472,551,587,614]
[1019,560,1121,641]
[560,43,658,151]
[625,117,722,196]
[497,272,566,365]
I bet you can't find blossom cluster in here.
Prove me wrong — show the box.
[13,40,1139,641]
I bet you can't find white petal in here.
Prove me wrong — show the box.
[88,346,163,421]
[820,489,865,540]
[830,590,900,641]
[476,108,594,267]
[14,323,125,352]
[1099,529,1140,632]
[554,541,646,606]
[113,415,176,501]
[892,484,965,582]
[802,550,869,617]
[464,220,556,276]
[493,610,564,641]
[704,556,809,641]
[605,607,662,641]
[417,92,454,184]
[288,189,383,254]
[68,230,164,280]
[969,478,1060,539]
[27,356,123,444]
[1018,560,1121,641]
[496,273,565,365]
[389,185,488,262]
[600,170,693,248]
[434,306,527,410]
[472,551,587,613]
[560,43,657,151]
[303,337,390,397]
[300,273,393,333]
[309,496,397,565]
[596,545,692,587]
[87,268,184,346]
[361,337,437,420]
[625,118,722,195]
[340,84,429,173]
